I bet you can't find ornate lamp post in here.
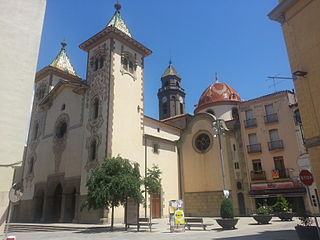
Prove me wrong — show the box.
[213,119,229,198]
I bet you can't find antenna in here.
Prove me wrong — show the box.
[267,75,293,92]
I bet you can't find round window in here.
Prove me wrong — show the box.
[56,122,67,139]
[195,133,211,152]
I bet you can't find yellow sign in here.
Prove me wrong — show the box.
[174,209,185,225]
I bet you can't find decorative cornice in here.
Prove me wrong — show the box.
[268,0,299,23]
[39,80,88,110]
[79,26,152,57]
[35,66,84,83]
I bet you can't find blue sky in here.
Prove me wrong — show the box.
[37,0,293,119]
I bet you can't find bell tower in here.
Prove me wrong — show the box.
[157,61,186,120]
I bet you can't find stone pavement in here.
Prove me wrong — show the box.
[10,217,301,240]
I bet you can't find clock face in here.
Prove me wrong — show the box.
[179,96,184,103]
[162,96,167,103]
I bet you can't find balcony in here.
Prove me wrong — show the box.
[268,140,284,151]
[247,143,262,154]
[264,113,278,124]
[272,168,290,179]
[251,170,266,181]
[244,118,257,128]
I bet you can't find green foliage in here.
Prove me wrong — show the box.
[144,165,162,195]
[220,198,234,219]
[256,205,272,215]
[273,196,290,213]
[84,156,143,211]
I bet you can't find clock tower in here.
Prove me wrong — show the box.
[157,62,186,120]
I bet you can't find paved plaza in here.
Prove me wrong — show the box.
[8,217,304,240]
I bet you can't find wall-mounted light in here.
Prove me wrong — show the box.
[292,71,308,77]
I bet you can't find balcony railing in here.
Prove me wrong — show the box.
[251,170,266,181]
[268,140,284,151]
[247,143,262,153]
[272,168,290,179]
[264,113,278,124]
[244,118,257,128]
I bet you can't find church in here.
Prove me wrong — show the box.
[13,3,312,224]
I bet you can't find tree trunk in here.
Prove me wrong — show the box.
[124,199,128,231]
[149,195,152,232]
[111,205,114,231]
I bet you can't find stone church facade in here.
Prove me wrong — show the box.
[13,4,311,224]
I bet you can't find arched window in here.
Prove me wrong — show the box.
[129,61,134,73]
[122,58,128,71]
[232,107,239,120]
[180,103,183,114]
[94,58,99,71]
[33,123,39,140]
[28,157,34,174]
[163,103,168,115]
[90,140,97,161]
[99,56,104,69]
[56,122,67,139]
[93,98,99,119]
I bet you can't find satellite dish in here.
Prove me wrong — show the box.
[9,183,23,203]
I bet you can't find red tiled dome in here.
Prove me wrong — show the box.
[196,82,242,110]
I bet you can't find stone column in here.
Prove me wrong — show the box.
[72,193,80,223]
[59,193,66,223]
[41,195,51,222]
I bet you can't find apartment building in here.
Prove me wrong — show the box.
[239,91,313,212]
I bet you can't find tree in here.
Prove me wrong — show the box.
[144,165,162,220]
[273,195,290,213]
[84,156,143,230]
[144,164,162,195]
[220,198,234,219]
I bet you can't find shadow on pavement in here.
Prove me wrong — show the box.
[212,229,298,240]
[75,227,126,234]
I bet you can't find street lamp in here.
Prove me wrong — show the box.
[212,119,229,198]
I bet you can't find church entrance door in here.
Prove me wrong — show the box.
[34,190,44,222]
[150,194,161,218]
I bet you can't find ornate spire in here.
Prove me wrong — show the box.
[215,72,219,83]
[50,42,77,76]
[106,3,132,37]
[161,61,181,79]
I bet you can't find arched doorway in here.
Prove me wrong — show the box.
[34,190,44,222]
[237,192,246,216]
[64,187,76,222]
[52,184,62,222]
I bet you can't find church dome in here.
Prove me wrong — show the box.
[195,82,241,111]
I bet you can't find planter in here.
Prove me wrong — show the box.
[216,218,239,230]
[277,212,294,221]
[252,214,273,224]
[295,225,320,240]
